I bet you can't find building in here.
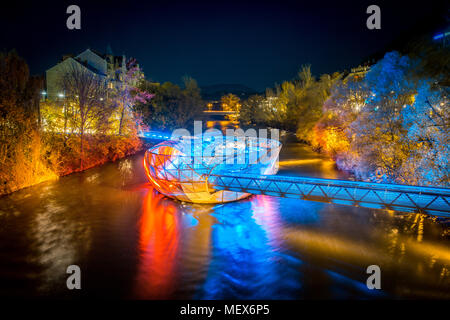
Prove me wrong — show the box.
[343,65,371,83]
[45,48,138,101]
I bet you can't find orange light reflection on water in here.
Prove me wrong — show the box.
[134,187,180,299]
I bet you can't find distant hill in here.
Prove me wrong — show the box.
[200,84,260,101]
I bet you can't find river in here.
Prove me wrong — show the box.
[0,138,449,299]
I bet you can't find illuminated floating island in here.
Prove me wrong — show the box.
[143,135,281,203]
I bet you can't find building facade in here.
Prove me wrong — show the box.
[45,48,136,101]
[343,65,371,83]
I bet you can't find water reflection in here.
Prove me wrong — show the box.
[32,193,92,295]
[281,205,450,298]
[0,143,448,299]
[206,120,237,131]
[134,187,215,299]
[198,198,301,299]
[134,187,180,299]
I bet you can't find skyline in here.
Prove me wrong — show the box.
[1,0,448,90]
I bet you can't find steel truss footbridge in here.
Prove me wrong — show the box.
[208,173,450,217]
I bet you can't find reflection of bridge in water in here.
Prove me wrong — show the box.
[208,173,450,217]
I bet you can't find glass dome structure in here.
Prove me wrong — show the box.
[143,135,281,203]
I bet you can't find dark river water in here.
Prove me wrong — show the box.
[0,141,449,299]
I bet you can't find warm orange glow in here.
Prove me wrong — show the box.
[133,188,180,299]
[143,156,161,189]
[278,159,323,166]
[312,125,350,156]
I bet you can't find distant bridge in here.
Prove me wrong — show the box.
[203,110,237,116]
[209,173,450,217]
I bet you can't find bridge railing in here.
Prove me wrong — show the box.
[209,173,450,217]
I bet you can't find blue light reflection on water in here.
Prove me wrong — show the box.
[197,196,305,299]
[191,195,393,299]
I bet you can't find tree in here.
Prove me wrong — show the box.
[62,65,110,169]
[136,77,203,130]
[311,76,365,157]
[109,58,153,135]
[261,65,341,139]
[316,51,448,186]
[400,82,449,186]
[239,94,264,125]
[349,52,418,182]
[221,93,240,121]
[179,76,204,127]
[0,51,54,194]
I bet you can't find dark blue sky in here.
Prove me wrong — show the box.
[1,0,447,90]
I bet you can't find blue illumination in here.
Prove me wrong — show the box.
[139,130,173,140]
[433,32,450,40]
[197,199,302,299]
[143,135,281,203]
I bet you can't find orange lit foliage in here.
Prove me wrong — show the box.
[221,93,241,121]
[42,133,142,176]
[40,99,143,175]
[312,124,350,158]
[0,52,144,195]
[0,51,57,195]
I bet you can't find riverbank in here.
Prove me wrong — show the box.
[0,133,144,196]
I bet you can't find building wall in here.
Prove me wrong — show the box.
[46,58,99,101]
[76,49,107,75]
[45,49,132,101]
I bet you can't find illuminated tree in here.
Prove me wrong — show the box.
[348,52,418,182]
[400,83,449,185]
[62,65,111,169]
[0,51,54,194]
[317,51,448,186]
[221,93,241,121]
[109,58,153,135]
[268,65,341,140]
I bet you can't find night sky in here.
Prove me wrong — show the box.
[1,0,447,91]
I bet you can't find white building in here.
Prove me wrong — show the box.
[45,48,135,101]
